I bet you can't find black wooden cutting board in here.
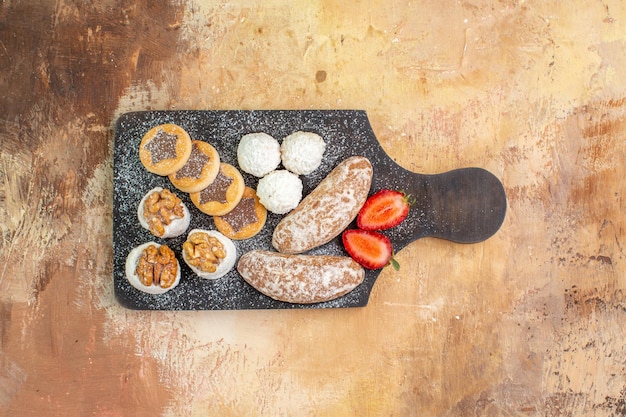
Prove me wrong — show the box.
[113,110,506,310]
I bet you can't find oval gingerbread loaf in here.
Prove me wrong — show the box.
[237,250,365,304]
[272,155,373,254]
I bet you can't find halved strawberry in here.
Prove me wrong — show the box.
[342,229,399,270]
[357,189,414,231]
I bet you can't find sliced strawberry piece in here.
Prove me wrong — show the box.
[342,229,399,270]
[357,189,413,231]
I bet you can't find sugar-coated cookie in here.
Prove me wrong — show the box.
[237,132,281,177]
[256,170,303,214]
[280,131,326,175]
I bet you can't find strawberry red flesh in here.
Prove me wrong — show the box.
[357,189,411,231]
[342,229,393,270]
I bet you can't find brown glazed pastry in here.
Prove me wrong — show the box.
[139,124,193,176]
[168,140,220,193]
[214,187,267,240]
[272,156,372,254]
[189,163,245,216]
[237,250,365,304]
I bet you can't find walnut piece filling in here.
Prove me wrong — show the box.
[183,232,227,273]
[143,189,184,236]
[135,244,178,288]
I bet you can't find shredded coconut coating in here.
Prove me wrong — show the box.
[272,156,373,254]
[280,131,326,175]
[256,170,303,214]
[237,132,281,177]
[237,250,365,304]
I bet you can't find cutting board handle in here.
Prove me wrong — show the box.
[386,167,507,250]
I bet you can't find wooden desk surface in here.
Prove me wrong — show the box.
[1,1,625,415]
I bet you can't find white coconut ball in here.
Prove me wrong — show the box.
[182,229,236,280]
[237,132,281,177]
[280,131,326,175]
[125,242,181,295]
[137,187,190,238]
[256,170,303,214]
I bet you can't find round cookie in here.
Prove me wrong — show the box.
[181,229,236,280]
[168,140,220,193]
[237,132,281,177]
[256,170,303,214]
[280,131,326,175]
[214,187,267,240]
[137,187,191,238]
[189,163,245,216]
[125,242,181,295]
[139,124,193,176]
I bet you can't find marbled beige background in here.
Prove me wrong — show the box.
[1,0,625,415]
